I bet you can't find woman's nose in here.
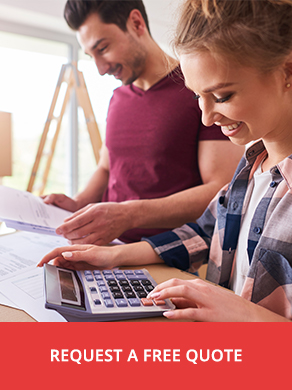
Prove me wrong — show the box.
[199,99,223,127]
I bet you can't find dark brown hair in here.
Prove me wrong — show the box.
[174,0,292,72]
[64,0,150,33]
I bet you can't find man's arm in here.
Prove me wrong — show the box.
[73,144,110,208]
[57,140,243,245]
[43,144,109,211]
[125,140,244,228]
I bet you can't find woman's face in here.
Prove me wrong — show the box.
[180,51,288,146]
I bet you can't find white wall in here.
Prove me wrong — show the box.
[0,0,182,52]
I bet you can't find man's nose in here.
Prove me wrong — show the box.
[94,57,109,76]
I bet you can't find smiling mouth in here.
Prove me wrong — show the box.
[221,122,242,132]
[107,65,122,78]
[111,65,122,79]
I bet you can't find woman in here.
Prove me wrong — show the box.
[39,0,292,321]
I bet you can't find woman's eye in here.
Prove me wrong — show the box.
[215,94,233,103]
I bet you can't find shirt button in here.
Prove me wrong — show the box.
[219,196,225,205]
[253,227,262,234]
[270,181,277,188]
[232,201,238,210]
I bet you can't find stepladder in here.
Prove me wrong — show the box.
[27,62,102,195]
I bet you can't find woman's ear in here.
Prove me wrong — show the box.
[283,52,292,87]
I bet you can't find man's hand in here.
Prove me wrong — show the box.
[42,193,80,212]
[55,202,132,246]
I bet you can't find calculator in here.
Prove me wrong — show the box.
[43,264,175,322]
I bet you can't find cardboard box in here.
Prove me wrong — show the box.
[0,111,12,177]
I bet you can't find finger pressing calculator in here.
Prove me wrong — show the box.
[44,264,175,322]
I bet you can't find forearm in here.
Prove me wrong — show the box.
[112,241,164,268]
[121,181,221,230]
[73,165,109,209]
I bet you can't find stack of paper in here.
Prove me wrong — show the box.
[0,186,72,235]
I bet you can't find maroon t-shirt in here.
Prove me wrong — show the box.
[102,68,228,242]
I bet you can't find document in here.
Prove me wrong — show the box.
[0,230,68,321]
[0,186,72,235]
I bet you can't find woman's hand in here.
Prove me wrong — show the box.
[148,278,290,322]
[37,244,118,271]
[37,241,162,271]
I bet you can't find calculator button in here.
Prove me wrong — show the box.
[94,274,103,281]
[103,270,112,275]
[133,285,143,291]
[144,285,154,292]
[110,286,121,292]
[130,280,140,286]
[127,275,140,281]
[124,291,136,298]
[115,299,128,307]
[116,275,127,281]
[99,286,108,293]
[141,280,151,285]
[101,292,111,299]
[107,280,118,286]
[112,292,124,299]
[134,270,145,275]
[89,287,98,294]
[105,275,115,281]
[93,270,101,275]
[119,280,129,286]
[122,286,132,292]
[154,299,166,306]
[113,270,123,275]
[128,298,141,307]
[136,291,147,298]
[93,299,101,305]
[104,299,114,307]
[137,275,148,280]
[124,270,134,275]
[97,280,105,286]
[141,298,154,306]
[85,275,94,282]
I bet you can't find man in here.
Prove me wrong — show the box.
[43,0,243,245]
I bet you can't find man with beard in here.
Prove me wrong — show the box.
[43,0,243,246]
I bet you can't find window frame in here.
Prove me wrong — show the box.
[0,19,80,196]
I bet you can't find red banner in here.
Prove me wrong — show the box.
[0,322,291,388]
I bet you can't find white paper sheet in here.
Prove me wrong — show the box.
[0,267,66,322]
[0,231,69,321]
[0,186,72,235]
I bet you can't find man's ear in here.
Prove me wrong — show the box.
[127,9,147,37]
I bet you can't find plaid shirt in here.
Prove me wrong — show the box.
[145,140,292,319]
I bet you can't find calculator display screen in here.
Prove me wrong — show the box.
[56,268,86,310]
[59,270,78,302]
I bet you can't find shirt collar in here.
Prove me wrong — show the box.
[245,140,292,189]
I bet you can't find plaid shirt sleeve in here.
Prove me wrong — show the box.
[143,202,217,273]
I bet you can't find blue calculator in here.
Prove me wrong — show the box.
[44,264,175,322]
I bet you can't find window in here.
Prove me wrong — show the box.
[0,31,120,196]
[0,31,69,193]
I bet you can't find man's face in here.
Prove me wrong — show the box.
[77,13,147,85]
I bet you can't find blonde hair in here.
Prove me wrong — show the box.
[174,0,292,72]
